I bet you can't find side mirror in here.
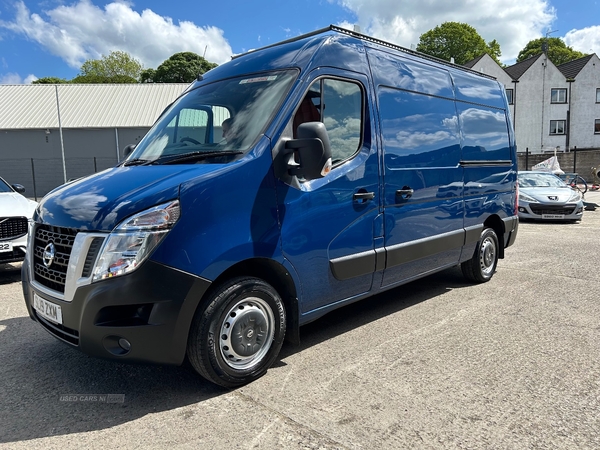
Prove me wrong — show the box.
[11,184,26,194]
[123,144,136,157]
[285,122,332,181]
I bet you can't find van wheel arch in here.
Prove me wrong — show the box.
[194,258,300,347]
[461,227,499,283]
[187,276,286,387]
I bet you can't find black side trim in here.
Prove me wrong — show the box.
[330,249,376,281]
[460,160,513,167]
[330,229,469,280]
[503,215,519,248]
[464,225,484,245]
[375,247,386,272]
[386,229,464,268]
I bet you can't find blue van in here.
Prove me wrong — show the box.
[22,26,518,387]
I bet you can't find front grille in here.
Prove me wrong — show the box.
[81,237,104,278]
[0,216,28,240]
[33,225,77,293]
[530,204,576,215]
[0,247,25,263]
[34,311,80,346]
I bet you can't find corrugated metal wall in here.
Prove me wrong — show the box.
[0,84,189,198]
[0,84,188,129]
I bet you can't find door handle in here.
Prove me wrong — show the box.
[353,191,375,202]
[396,187,414,199]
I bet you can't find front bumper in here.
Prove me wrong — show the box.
[518,202,583,221]
[22,258,211,365]
[0,234,27,264]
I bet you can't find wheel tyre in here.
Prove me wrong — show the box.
[461,228,499,283]
[187,277,286,388]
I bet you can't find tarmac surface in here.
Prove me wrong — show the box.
[1,191,599,449]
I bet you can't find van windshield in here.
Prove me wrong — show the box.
[127,70,297,164]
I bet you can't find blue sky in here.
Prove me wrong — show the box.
[1,0,599,84]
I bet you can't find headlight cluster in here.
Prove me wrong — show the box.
[567,191,581,203]
[518,193,536,203]
[92,200,180,281]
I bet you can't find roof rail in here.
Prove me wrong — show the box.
[232,25,496,79]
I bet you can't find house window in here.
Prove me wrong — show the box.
[595,119,600,134]
[551,88,567,103]
[550,120,566,135]
[596,88,600,103]
[506,88,514,104]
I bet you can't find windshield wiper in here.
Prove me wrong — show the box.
[156,150,243,165]
[120,158,156,167]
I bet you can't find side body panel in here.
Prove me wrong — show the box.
[367,48,464,287]
[365,45,517,289]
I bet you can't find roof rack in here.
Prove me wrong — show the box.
[232,25,496,79]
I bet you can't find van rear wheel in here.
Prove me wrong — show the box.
[187,277,286,388]
[461,228,499,283]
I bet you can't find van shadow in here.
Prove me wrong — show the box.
[0,266,469,444]
[0,316,224,444]
[279,266,470,358]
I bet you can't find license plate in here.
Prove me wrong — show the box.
[33,293,63,325]
[0,242,13,253]
[542,214,565,219]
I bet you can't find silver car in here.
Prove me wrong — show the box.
[517,171,584,221]
[0,177,38,264]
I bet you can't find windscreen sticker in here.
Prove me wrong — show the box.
[239,76,278,84]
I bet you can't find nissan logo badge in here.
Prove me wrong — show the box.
[43,242,56,268]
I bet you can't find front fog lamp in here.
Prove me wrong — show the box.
[92,200,180,281]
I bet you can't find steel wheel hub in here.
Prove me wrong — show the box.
[479,237,496,275]
[219,297,275,370]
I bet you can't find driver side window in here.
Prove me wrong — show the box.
[294,78,363,164]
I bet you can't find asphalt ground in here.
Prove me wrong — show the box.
[1,191,599,449]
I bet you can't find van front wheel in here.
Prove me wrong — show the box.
[187,277,286,388]
[461,228,499,283]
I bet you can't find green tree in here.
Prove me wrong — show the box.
[150,52,218,83]
[140,68,156,83]
[517,37,586,66]
[32,77,69,84]
[74,51,143,83]
[416,22,502,65]
[70,74,138,84]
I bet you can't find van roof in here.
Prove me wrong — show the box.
[233,25,496,80]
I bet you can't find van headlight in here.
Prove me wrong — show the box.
[92,200,180,281]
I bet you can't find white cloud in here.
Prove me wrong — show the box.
[564,26,600,55]
[332,0,556,63]
[0,72,37,84]
[0,0,233,70]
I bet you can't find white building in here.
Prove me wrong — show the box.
[465,52,600,153]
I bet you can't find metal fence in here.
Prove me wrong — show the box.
[1,157,117,200]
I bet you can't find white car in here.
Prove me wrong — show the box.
[517,171,584,221]
[0,177,38,264]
